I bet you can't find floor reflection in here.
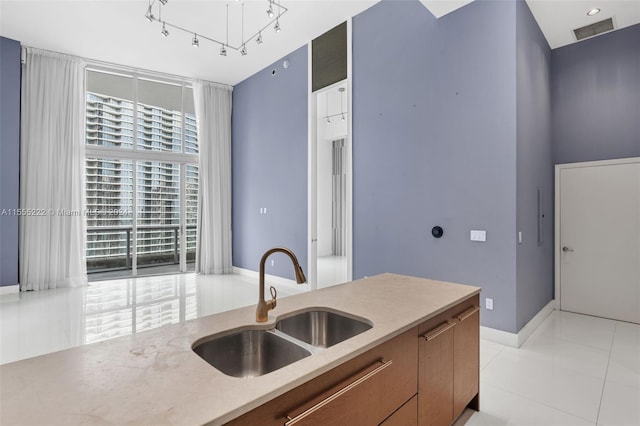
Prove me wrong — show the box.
[0,273,305,365]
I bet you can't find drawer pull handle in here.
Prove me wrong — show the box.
[284,360,393,425]
[423,321,456,341]
[457,306,480,322]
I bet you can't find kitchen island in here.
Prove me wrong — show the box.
[0,273,480,425]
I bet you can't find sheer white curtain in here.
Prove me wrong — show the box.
[193,80,233,274]
[19,48,87,290]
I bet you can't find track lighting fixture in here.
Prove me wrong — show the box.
[324,86,348,124]
[145,5,154,22]
[267,0,275,19]
[143,0,289,56]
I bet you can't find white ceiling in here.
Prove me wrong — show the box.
[0,0,377,85]
[1,1,638,86]
[525,0,640,49]
[420,0,640,49]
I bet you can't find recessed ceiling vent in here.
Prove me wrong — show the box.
[573,17,615,41]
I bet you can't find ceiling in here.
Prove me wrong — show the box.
[1,0,638,86]
[525,0,640,48]
[420,0,640,48]
[0,0,377,85]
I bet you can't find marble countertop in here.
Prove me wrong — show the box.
[0,273,480,425]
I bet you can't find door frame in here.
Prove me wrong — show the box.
[307,18,353,290]
[554,156,640,311]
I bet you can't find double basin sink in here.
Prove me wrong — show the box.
[193,309,372,378]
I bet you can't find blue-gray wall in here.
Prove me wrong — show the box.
[352,0,518,332]
[551,24,640,164]
[0,36,21,287]
[515,1,553,331]
[231,45,308,280]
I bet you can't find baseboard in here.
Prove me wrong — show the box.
[481,299,556,348]
[0,284,19,295]
[232,267,311,293]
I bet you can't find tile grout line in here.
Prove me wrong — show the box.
[479,340,505,372]
[595,320,617,425]
[480,380,598,425]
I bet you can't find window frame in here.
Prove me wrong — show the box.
[84,64,199,278]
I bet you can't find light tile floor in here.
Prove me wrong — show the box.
[1,274,638,425]
[468,311,640,426]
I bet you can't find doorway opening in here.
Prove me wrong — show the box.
[308,79,352,289]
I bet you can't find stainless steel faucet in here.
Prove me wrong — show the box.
[256,247,307,322]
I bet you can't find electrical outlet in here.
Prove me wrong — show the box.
[485,298,493,310]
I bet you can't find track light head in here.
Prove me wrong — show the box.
[146,7,155,22]
[192,34,199,47]
[220,45,227,56]
[161,22,169,37]
[241,45,247,56]
[256,33,263,45]
[274,20,281,33]
[326,117,331,124]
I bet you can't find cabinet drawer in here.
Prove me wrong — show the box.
[453,304,480,418]
[228,327,418,426]
[419,320,455,426]
[417,294,480,426]
[380,394,418,426]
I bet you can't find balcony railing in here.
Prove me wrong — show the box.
[87,225,196,273]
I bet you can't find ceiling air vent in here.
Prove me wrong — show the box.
[573,17,615,41]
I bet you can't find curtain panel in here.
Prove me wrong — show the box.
[193,80,233,274]
[19,48,87,290]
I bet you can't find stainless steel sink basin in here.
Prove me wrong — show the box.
[275,309,372,348]
[193,329,311,378]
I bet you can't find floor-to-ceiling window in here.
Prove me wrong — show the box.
[85,69,198,280]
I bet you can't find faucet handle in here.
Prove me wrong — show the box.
[266,285,277,311]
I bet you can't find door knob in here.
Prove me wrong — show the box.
[562,246,574,252]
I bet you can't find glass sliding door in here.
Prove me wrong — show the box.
[185,165,199,272]
[85,68,199,281]
[136,161,181,276]
[85,158,134,277]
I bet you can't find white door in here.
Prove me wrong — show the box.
[558,159,640,324]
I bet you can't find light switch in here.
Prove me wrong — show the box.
[470,230,487,242]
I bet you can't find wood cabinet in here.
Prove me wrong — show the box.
[380,395,418,426]
[226,294,479,426]
[228,327,418,426]
[418,294,480,426]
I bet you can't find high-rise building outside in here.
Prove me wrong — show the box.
[85,92,198,273]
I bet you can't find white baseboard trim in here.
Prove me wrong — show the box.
[0,284,20,295]
[232,267,311,293]
[481,299,556,348]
